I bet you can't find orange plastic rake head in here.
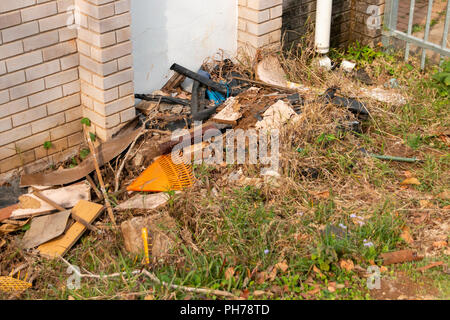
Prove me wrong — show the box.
[127,153,195,192]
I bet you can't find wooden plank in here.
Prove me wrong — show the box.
[212,97,242,125]
[38,200,104,258]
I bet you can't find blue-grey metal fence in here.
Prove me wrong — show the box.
[383,0,450,69]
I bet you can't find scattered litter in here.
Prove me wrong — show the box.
[341,60,356,73]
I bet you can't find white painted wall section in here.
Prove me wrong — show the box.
[131,0,238,93]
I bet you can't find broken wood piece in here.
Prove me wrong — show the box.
[10,183,91,219]
[212,97,242,125]
[162,72,186,91]
[417,261,444,273]
[380,249,423,266]
[233,76,297,93]
[21,210,71,249]
[38,200,104,258]
[115,192,178,211]
[0,204,17,222]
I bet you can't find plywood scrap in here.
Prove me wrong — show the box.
[21,210,71,249]
[135,99,159,116]
[212,97,242,125]
[255,100,299,130]
[38,200,103,258]
[162,72,186,91]
[10,182,91,219]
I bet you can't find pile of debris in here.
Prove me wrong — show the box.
[0,53,410,294]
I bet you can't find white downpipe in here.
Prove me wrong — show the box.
[315,0,333,54]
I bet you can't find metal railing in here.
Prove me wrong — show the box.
[383,0,450,69]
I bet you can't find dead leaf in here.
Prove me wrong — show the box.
[144,295,154,300]
[403,171,414,178]
[400,178,421,186]
[313,265,325,278]
[256,272,267,285]
[339,259,354,272]
[253,290,270,297]
[0,239,5,248]
[327,282,336,293]
[240,289,250,299]
[401,226,414,244]
[433,241,447,248]
[0,219,29,235]
[225,267,235,280]
[275,260,289,273]
[436,190,450,200]
[380,266,388,273]
[419,200,434,208]
[268,266,277,281]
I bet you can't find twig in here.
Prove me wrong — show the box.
[83,124,117,227]
[141,270,236,298]
[58,258,236,298]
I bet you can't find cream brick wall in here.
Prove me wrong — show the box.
[75,0,134,142]
[0,0,135,177]
[238,0,283,54]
